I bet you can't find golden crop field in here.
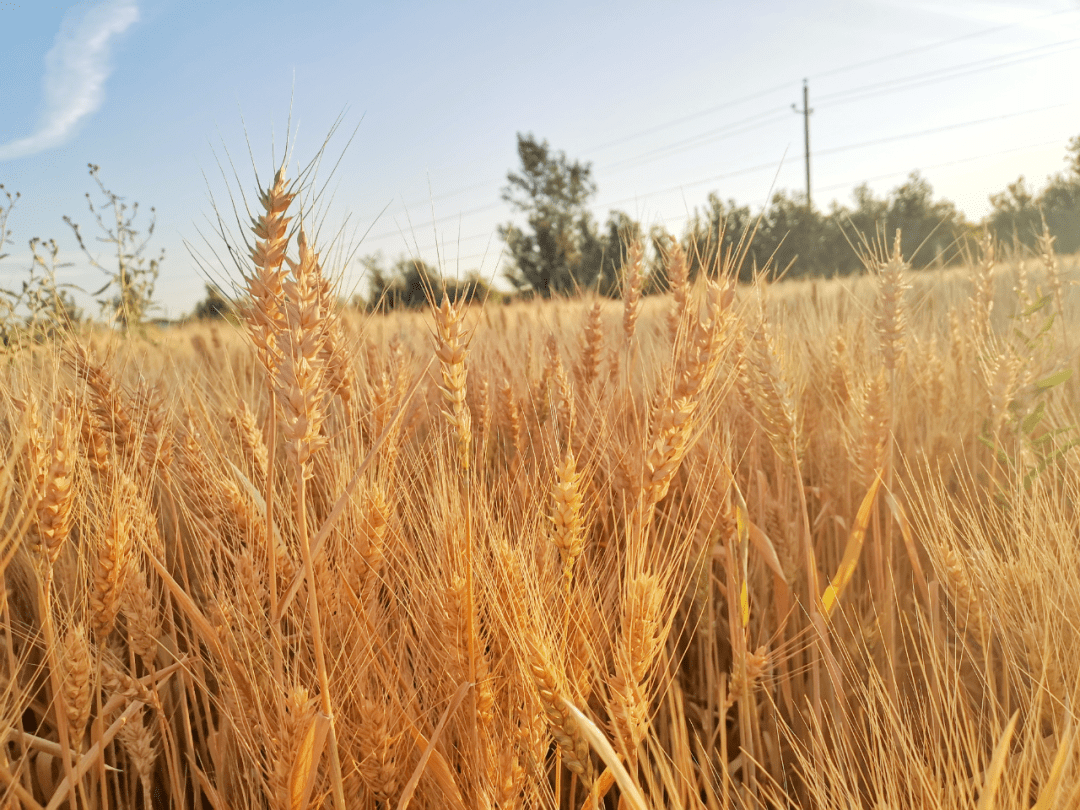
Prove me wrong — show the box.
[2,166,1080,810]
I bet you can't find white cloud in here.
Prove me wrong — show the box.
[0,0,139,162]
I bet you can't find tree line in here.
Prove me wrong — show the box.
[365,132,1080,308]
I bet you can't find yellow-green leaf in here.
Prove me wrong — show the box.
[976,711,1018,810]
[732,482,751,628]
[739,581,750,628]
[1036,368,1072,391]
[821,474,882,617]
[1031,725,1072,810]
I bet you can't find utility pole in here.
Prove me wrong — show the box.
[792,79,813,208]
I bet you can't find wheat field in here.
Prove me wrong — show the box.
[2,166,1080,810]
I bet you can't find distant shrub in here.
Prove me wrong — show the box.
[360,255,497,312]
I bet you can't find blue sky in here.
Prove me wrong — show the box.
[2,0,1080,317]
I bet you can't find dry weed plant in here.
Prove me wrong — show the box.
[2,157,1080,810]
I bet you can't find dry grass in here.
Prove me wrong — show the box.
[2,164,1080,810]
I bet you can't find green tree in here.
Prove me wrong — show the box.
[578,210,643,297]
[499,134,598,297]
[191,283,233,320]
[1031,137,1080,253]
[1066,134,1080,177]
[834,183,891,274]
[64,164,162,329]
[362,255,493,312]
[755,191,845,279]
[834,174,967,270]
[887,172,966,266]
[984,138,1080,253]
[682,193,756,282]
[1036,179,1080,254]
[988,177,1042,251]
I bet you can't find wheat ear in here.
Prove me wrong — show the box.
[622,239,644,346]
[122,562,161,665]
[59,626,94,746]
[550,449,586,600]
[25,401,76,565]
[433,295,473,474]
[91,473,137,639]
[527,638,595,785]
[874,230,909,376]
[117,704,158,809]
[608,574,663,765]
[664,238,689,343]
[971,231,996,339]
[1036,224,1069,351]
[356,694,403,801]
[641,281,729,515]
[231,399,270,488]
[576,300,605,388]
[244,166,295,373]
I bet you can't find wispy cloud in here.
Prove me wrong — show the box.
[0,0,138,162]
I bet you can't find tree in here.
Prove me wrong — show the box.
[835,174,968,270]
[361,254,493,312]
[835,183,891,274]
[755,191,843,279]
[191,283,233,320]
[578,210,643,297]
[988,177,1042,251]
[499,134,598,297]
[64,164,162,329]
[1032,137,1080,253]
[983,137,1080,254]
[682,193,756,282]
[1067,134,1080,177]
[887,173,966,266]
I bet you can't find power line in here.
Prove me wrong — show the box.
[362,108,797,243]
[812,7,1078,80]
[363,126,1074,268]
[361,228,496,252]
[814,137,1063,195]
[598,37,1079,181]
[577,8,1079,155]
[367,18,1080,232]
[816,37,1080,107]
[365,98,1064,245]
[600,109,793,172]
[813,103,1069,161]
[589,103,1069,212]
[578,81,795,154]
[358,17,1080,259]
[380,35,1080,228]
[383,106,795,220]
